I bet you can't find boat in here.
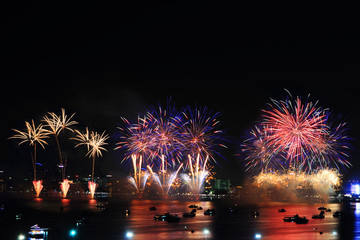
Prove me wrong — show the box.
[283,214,309,224]
[278,208,286,212]
[333,211,341,218]
[188,204,198,208]
[183,212,196,217]
[325,208,332,212]
[283,214,300,222]
[197,207,203,210]
[154,213,180,222]
[149,206,157,211]
[28,224,49,239]
[312,211,325,219]
[295,216,309,224]
[318,206,327,210]
[204,209,216,216]
[164,213,180,222]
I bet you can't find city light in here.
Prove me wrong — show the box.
[70,229,77,237]
[18,234,25,240]
[255,233,262,239]
[352,184,360,195]
[203,229,210,235]
[126,231,134,238]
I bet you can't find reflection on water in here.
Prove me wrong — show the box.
[88,199,97,208]
[1,198,350,239]
[354,202,360,239]
[250,202,340,240]
[126,200,214,239]
[112,200,341,240]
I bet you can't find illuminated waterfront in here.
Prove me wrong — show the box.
[2,197,359,239]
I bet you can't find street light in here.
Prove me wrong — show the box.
[126,231,134,239]
[69,229,77,238]
[203,229,210,239]
[18,234,25,240]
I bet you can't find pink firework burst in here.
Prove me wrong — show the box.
[262,97,328,168]
[241,125,283,172]
[116,116,157,163]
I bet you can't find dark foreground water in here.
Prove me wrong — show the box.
[1,197,359,239]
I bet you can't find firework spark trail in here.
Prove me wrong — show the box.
[116,103,226,195]
[73,128,109,181]
[310,122,351,171]
[43,108,77,197]
[262,97,328,169]
[33,180,43,198]
[10,120,49,150]
[147,165,162,187]
[179,107,226,163]
[166,163,183,194]
[88,181,98,198]
[125,154,152,193]
[116,116,157,163]
[73,128,108,198]
[43,108,77,180]
[182,154,209,196]
[9,120,49,197]
[242,92,351,200]
[146,102,184,166]
[116,107,183,193]
[143,103,185,193]
[60,179,70,198]
[130,154,147,192]
[147,162,183,194]
[241,126,283,172]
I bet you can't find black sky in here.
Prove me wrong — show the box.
[2,2,360,183]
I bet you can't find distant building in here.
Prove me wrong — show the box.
[344,180,360,195]
[343,180,360,201]
[214,179,231,194]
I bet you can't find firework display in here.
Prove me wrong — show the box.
[242,126,283,172]
[73,127,109,198]
[8,94,351,200]
[33,180,44,198]
[43,108,78,197]
[242,92,351,198]
[60,179,70,198]
[115,103,225,195]
[9,120,49,197]
[242,93,350,174]
[179,107,226,162]
[253,169,341,200]
[181,154,209,196]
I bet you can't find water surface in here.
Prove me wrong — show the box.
[1,197,357,239]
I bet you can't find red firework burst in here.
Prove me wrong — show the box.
[262,97,328,167]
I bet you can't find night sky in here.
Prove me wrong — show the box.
[2,3,360,183]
